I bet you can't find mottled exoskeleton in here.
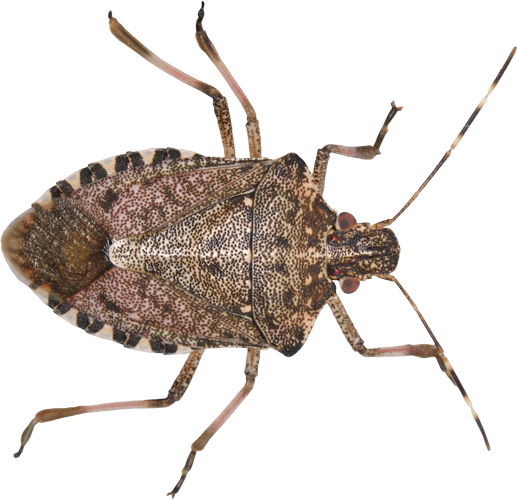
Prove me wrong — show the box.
[2,3,515,498]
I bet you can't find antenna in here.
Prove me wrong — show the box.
[374,47,516,230]
[378,274,490,450]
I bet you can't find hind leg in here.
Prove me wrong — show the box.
[14,349,204,458]
[108,12,235,158]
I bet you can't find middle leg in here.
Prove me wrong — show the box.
[313,101,402,194]
[168,347,260,498]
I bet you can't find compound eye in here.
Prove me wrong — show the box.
[336,212,357,231]
[340,277,360,294]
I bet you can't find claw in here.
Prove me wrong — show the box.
[13,418,38,458]
[196,2,205,32]
[168,451,197,497]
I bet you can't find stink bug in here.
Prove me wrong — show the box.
[1,2,516,500]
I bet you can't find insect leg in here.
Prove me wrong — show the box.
[373,47,516,229]
[13,349,204,458]
[327,294,490,450]
[168,347,260,498]
[313,101,402,194]
[195,2,261,158]
[108,12,235,159]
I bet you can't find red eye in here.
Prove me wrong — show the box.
[340,277,360,294]
[336,212,357,231]
[331,235,338,242]
[333,268,340,275]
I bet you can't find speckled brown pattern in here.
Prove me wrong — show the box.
[3,148,342,357]
[253,153,336,356]
[67,267,268,350]
[326,224,400,280]
[2,6,514,498]
[72,155,271,240]
[110,195,253,313]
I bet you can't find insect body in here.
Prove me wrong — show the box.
[2,4,515,498]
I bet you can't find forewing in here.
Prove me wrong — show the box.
[9,147,272,353]
[59,148,271,239]
[61,267,268,353]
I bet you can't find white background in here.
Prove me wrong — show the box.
[0,1,516,499]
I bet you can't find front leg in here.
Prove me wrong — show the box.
[313,101,402,194]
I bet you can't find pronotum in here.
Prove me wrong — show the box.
[1,0,516,500]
